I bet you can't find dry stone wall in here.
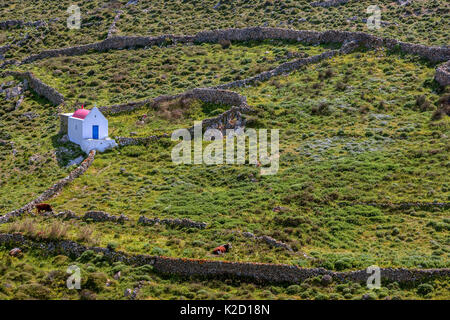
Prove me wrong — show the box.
[0,233,448,285]
[242,232,293,252]
[83,211,129,223]
[0,151,96,224]
[138,216,207,229]
[0,20,46,30]
[107,11,123,38]
[338,201,450,210]
[311,0,350,7]
[193,27,450,63]
[2,71,64,105]
[21,34,194,64]
[100,88,247,115]
[16,27,449,65]
[216,49,340,89]
[116,134,169,146]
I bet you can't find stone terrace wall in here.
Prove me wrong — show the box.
[435,61,450,86]
[2,71,64,105]
[216,49,339,89]
[0,20,46,30]
[311,0,349,7]
[100,88,247,115]
[0,233,448,284]
[0,151,96,224]
[193,27,450,63]
[21,34,194,64]
[138,216,207,229]
[18,28,450,65]
[116,134,169,146]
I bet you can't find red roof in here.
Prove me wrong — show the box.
[72,108,90,119]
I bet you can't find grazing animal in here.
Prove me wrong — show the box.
[35,203,52,214]
[212,243,232,255]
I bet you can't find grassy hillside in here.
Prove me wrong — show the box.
[0,0,448,300]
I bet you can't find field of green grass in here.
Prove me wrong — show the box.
[16,40,331,106]
[0,0,448,300]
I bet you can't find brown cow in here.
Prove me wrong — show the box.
[35,203,52,214]
[212,243,232,255]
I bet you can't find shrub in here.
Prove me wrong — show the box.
[415,95,433,112]
[8,219,37,237]
[77,250,95,263]
[83,272,108,292]
[46,221,69,240]
[335,258,352,271]
[431,94,450,120]
[417,283,433,296]
[286,284,301,294]
[77,226,94,243]
[17,283,52,299]
[219,39,231,49]
[311,102,332,116]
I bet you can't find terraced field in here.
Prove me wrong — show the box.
[0,0,448,301]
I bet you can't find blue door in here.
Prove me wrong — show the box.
[92,125,99,139]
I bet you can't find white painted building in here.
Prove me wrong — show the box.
[59,106,117,153]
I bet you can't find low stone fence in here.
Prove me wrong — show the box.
[21,34,194,64]
[242,232,293,252]
[0,151,96,224]
[2,71,64,105]
[18,27,450,66]
[216,50,339,89]
[100,88,248,115]
[337,202,450,210]
[0,20,46,29]
[83,211,129,223]
[0,233,448,285]
[311,0,349,7]
[116,134,169,146]
[193,27,450,63]
[107,11,123,39]
[138,216,207,229]
[0,59,19,69]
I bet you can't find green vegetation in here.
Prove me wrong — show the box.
[18,40,330,106]
[1,251,448,300]
[0,0,448,300]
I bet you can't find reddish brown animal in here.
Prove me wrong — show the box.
[35,203,52,214]
[212,243,232,255]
